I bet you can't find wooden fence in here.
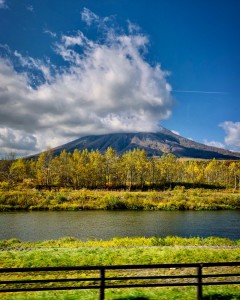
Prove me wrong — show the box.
[0,262,240,299]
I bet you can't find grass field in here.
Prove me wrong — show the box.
[0,236,239,299]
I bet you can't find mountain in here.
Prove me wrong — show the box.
[48,127,240,160]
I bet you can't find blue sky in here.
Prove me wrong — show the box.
[0,0,239,156]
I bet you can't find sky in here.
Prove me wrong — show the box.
[0,0,240,157]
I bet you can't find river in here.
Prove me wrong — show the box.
[0,210,239,241]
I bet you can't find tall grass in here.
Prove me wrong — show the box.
[0,236,239,249]
[0,188,239,211]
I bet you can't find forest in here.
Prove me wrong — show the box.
[0,148,239,190]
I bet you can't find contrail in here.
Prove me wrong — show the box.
[173,90,228,94]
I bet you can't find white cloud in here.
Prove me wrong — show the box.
[220,121,240,151]
[62,31,85,47]
[26,5,34,12]
[171,130,180,135]
[0,9,173,156]
[81,7,99,26]
[44,29,57,38]
[203,139,225,149]
[14,51,53,83]
[0,0,7,9]
[81,7,112,29]
[0,127,37,151]
[203,122,240,152]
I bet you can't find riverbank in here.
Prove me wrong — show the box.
[0,237,240,299]
[1,236,240,249]
[0,188,239,211]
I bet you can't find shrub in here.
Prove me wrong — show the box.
[104,195,127,209]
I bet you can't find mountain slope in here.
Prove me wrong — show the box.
[50,128,240,160]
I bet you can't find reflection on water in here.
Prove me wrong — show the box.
[0,210,239,241]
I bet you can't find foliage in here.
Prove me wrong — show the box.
[0,188,239,211]
[0,148,240,190]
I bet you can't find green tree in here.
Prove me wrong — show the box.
[10,158,27,183]
[36,148,53,185]
[72,149,89,188]
[205,159,222,185]
[228,162,240,189]
[184,160,205,185]
[54,150,72,187]
[121,149,146,190]
[104,147,118,188]
[0,152,16,185]
[159,153,178,186]
[88,150,105,188]
[134,149,148,189]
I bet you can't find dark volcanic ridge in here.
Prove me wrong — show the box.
[42,127,240,160]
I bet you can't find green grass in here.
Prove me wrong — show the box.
[1,246,239,268]
[1,287,240,300]
[0,236,239,299]
[0,236,239,249]
[0,188,240,211]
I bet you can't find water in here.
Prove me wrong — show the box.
[0,210,239,241]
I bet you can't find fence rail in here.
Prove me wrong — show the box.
[0,262,240,299]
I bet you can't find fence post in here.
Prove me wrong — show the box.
[100,267,105,300]
[197,264,203,300]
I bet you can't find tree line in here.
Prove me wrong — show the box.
[0,148,239,190]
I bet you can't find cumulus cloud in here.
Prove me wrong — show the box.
[14,51,54,83]
[0,9,173,156]
[203,122,240,152]
[0,127,37,154]
[220,121,240,151]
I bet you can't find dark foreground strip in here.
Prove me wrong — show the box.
[0,262,240,300]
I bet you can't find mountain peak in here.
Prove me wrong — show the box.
[49,129,240,160]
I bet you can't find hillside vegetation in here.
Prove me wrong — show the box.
[0,148,240,190]
[1,148,239,211]
[34,130,240,160]
[0,188,239,211]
